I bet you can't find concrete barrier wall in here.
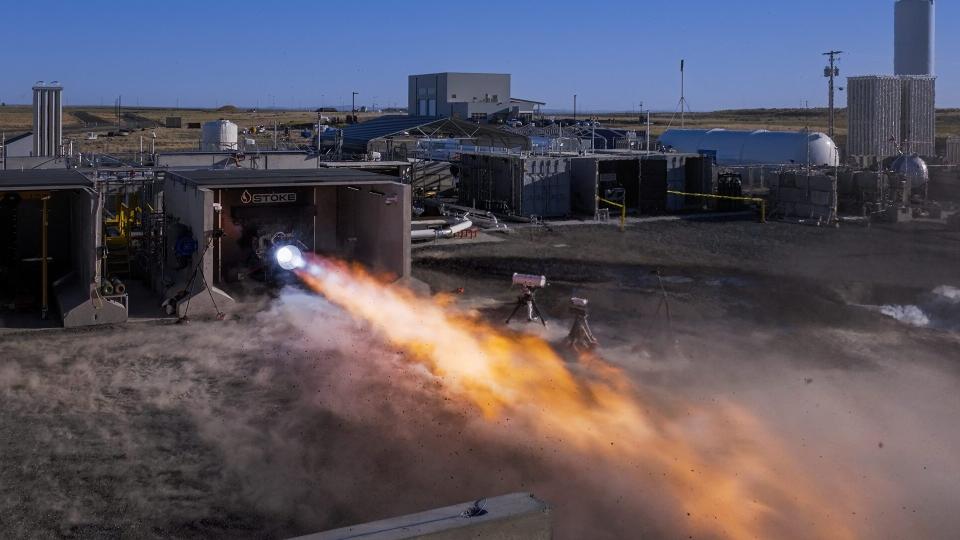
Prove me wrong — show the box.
[929,165,960,202]
[58,188,127,327]
[162,176,234,317]
[264,153,318,169]
[158,153,234,169]
[570,157,599,216]
[158,152,319,171]
[164,176,213,290]
[336,183,410,279]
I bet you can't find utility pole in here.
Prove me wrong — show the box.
[352,91,358,117]
[573,94,577,124]
[823,50,843,139]
[646,109,651,152]
[680,59,686,128]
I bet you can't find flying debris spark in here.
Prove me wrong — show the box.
[293,253,859,539]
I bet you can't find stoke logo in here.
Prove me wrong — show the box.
[239,190,297,204]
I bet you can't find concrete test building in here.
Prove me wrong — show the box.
[0,170,127,328]
[408,73,544,122]
[458,151,713,218]
[161,168,410,318]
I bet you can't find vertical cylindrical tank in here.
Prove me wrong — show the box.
[31,84,63,157]
[201,119,239,151]
[894,0,934,75]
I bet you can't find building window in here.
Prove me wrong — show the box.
[470,112,487,121]
[451,94,457,99]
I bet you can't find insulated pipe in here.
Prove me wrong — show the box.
[411,219,473,241]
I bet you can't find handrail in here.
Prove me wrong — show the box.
[597,196,626,232]
[666,190,766,223]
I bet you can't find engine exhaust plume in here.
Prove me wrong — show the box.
[294,255,857,539]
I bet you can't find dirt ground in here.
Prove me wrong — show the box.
[1,218,959,539]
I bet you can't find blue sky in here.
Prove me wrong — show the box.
[1,0,955,111]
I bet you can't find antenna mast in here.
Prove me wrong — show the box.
[680,59,687,128]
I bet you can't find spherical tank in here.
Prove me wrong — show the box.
[891,153,929,188]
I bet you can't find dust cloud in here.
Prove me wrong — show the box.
[0,284,959,539]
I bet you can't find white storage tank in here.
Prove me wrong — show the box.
[658,129,840,167]
[895,0,935,76]
[201,119,239,151]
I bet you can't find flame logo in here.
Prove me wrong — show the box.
[240,190,252,204]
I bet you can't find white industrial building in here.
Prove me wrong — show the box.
[0,132,34,159]
[408,73,543,123]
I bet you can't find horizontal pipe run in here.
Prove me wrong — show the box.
[666,190,767,223]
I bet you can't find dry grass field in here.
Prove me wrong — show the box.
[1,104,958,155]
[0,106,385,154]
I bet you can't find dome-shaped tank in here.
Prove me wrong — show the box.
[658,129,839,166]
[201,119,239,151]
[890,153,929,188]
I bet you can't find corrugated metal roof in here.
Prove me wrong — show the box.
[166,168,398,188]
[336,116,440,149]
[0,169,93,191]
[510,97,546,106]
[329,116,530,153]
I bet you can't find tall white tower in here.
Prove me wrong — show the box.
[894,0,935,75]
[31,83,63,157]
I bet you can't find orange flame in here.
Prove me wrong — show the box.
[296,256,857,539]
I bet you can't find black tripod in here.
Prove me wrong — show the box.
[506,286,547,326]
[652,269,672,328]
[177,232,225,323]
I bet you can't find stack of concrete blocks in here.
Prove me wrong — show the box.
[736,166,782,190]
[768,171,837,222]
